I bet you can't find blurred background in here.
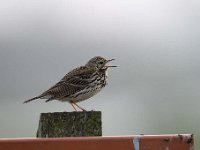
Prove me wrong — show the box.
[0,0,199,148]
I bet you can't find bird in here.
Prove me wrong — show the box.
[23,56,116,111]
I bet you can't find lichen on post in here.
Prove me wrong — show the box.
[36,111,102,138]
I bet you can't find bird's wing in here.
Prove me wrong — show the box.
[39,66,97,101]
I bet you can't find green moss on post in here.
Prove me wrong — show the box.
[36,111,102,137]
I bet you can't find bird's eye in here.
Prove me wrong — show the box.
[99,61,104,64]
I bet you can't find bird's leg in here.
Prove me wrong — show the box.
[70,102,77,111]
[73,102,86,111]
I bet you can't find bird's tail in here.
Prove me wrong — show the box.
[23,96,40,104]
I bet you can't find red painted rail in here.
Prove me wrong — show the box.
[0,134,194,150]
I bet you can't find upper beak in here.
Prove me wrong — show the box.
[106,59,117,67]
[106,59,115,62]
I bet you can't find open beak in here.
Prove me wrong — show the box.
[106,59,117,68]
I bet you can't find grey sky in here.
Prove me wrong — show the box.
[0,0,200,148]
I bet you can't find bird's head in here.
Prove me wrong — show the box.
[86,56,116,70]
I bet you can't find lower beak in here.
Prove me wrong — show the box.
[106,59,117,67]
[106,65,117,67]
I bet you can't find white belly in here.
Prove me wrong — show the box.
[64,85,104,103]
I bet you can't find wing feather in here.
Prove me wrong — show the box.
[39,66,97,101]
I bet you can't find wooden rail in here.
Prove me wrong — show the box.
[0,134,194,150]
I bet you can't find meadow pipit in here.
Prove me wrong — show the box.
[23,56,116,111]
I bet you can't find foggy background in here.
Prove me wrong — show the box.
[0,0,200,148]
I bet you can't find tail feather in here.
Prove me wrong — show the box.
[23,96,40,104]
[45,98,54,103]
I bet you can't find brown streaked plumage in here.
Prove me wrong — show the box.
[23,56,116,111]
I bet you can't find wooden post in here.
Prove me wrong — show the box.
[36,111,102,137]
